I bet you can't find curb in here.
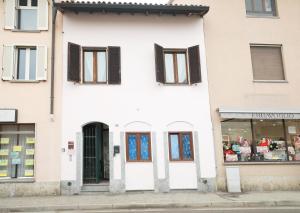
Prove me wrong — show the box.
[1,201,300,212]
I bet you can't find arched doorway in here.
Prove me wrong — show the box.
[82,122,109,184]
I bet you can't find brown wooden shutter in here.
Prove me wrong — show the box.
[154,43,165,83]
[250,45,284,80]
[188,45,201,84]
[67,42,81,82]
[108,46,121,84]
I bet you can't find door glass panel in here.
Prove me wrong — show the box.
[128,135,137,161]
[182,134,192,160]
[177,53,187,83]
[170,134,180,160]
[29,48,36,80]
[17,48,26,80]
[31,0,38,7]
[164,53,175,83]
[84,52,93,82]
[97,51,107,82]
[140,134,149,160]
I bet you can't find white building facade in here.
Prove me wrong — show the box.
[56,1,216,194]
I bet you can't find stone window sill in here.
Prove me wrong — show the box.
[0,178,35,183]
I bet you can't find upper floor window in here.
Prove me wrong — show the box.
[83,48,107,83]
[68,43,121,84]
[17,0,38,30]
[4,0,48,31]
[2,45,47,81]
[155,44,202,85]
[245,0,277,16]
[250,45,285,81]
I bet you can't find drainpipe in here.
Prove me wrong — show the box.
[50,1,57,115]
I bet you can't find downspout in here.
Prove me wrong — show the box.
[50,1,57,115]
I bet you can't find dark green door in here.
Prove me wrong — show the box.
[83,123,103,184]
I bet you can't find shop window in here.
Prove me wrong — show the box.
[285,121,300,161]
[126,133,151,162]
[250,45,285,81]
[169,132,194,161]
[68,43,121,84]
[155,44,202,85]
[83,49,107,83]
[245,0,277,16]
[222,119,300,162]
[0,124,35,179]
[17,0,38,30]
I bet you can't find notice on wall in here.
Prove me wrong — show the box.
[26,149,35,155]
[13,146,22,152]
[25,159,34,166]
[0,149,9,156]
[10,151,19,159]
[0,159,8,166]
[24,170,33,177]
[26,138,35,144]
[11,158,21,165]
[288,126,297,134]
[0,170,7,177]
[0,138,9,144]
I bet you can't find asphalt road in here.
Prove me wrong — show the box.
[38,207,300,213]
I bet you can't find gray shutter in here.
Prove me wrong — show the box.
[4,0,16,29]
[154,43,165,83]
[68,42,81,83]
[2,45,14,81]
[36,46,47,80]
[250,46,284,80]
[37,0,49,30]
[108,46,121,84]
[188,45,202,84]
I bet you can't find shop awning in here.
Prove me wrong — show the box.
[218,107,300,120]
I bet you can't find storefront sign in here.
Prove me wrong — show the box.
[219,108,300,120]
[251,113,295,119]
[0,109,17,123]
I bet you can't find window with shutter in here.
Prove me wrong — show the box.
[154,44,201,85]
[4,0,48,31]
[68,42,81,83]
[2,45,47,82]
[108,46,121,84]
[250,45,285,81]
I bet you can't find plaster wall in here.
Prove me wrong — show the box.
[0,1,62,196]
[61,12,216,191]
[173,0,300,191]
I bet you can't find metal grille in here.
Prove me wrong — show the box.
[83,124,97,184]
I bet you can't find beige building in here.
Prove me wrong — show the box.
[172,0,300,191]
[0,0,62,196]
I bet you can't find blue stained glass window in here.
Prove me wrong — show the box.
[182,134,192,160]
[140,135,150,160]
[170,134,180,160]
[128,135,137,160]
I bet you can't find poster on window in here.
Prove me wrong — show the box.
[25,159,34,166]
[13,146,22,152]
[0,170,7,177]
[24,170,34,177]
[26,149,35,155]
[0,159,8,166]
[0,149,9,156]
[26,138,35,144]
[12,158,21,165]
[0,138,9,144]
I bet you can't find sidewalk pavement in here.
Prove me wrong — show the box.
[1,191,300,212]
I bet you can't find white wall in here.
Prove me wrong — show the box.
[61,12,216,190]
